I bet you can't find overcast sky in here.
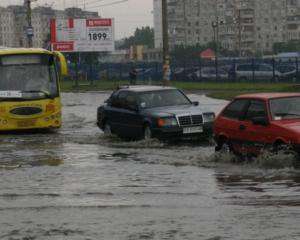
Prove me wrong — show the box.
[1,0,154,39]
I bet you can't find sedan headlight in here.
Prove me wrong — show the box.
[157,117,178,127]
[203,112,215,122]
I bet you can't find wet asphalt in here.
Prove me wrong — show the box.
[0,92,299,240]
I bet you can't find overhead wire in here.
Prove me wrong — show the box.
[84,0,129,9]
[14,0,130,10]
[82,0,107,6]
[77,0,120,8]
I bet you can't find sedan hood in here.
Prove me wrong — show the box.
[141,105,204,118]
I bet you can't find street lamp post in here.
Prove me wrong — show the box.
[162,0,170,86]
[24,0,37,48]
[212,21,218,50]
[212,21,219,80]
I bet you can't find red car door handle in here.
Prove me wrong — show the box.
[239,125,246,130]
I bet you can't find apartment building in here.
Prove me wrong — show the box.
[287,15,300,40]
[154,0,300,55]
[0,6,23,47]
[0,5,98,48]
[168,0,216,47]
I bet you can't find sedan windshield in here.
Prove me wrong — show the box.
[270,97,300,120]
[138,89,191,108]
[0,55,58,100]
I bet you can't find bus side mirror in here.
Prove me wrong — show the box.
[53,51,68,76]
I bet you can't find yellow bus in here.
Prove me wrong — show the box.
[0,48,67,131]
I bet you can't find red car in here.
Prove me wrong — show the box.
[214,93,300,156]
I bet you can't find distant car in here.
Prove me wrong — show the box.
[230,63,281,82]
[214,93,300,156]
[97,86,215,140]
[135,68,156,80]
[173,67,199,81]
[190,67,229,81]
[99,68,128,80]
[276,64,297,81]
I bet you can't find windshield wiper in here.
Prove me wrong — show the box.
[22,90,53,99]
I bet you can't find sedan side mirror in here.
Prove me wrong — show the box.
[193,101,199,106]
[252,116,269,126]
[128,104,139,112]
[104,99,111,105]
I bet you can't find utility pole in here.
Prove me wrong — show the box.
[238,9,242,57]
[233,1,241,57]
[24,0,34,48]
[162,0,170,86]
[213,0,219,80]
[213,0,219,58]
[284,0,288,43]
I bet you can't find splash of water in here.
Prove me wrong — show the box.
[209,149,300,170]
[255,150,299,169]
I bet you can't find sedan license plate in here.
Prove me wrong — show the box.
[183,126,203,134]
[17,120,36,128]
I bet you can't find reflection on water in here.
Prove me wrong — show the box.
[30,157,64,167]
[0,157,64,169]
[0,93,299,240]
[216,171,300,207]
[0,134,65,169]
[0,163,22,170]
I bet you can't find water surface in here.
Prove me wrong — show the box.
[0,92,299,240]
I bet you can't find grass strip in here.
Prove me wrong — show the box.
[60,80,298,100]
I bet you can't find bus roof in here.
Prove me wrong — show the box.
[0,47,54,56]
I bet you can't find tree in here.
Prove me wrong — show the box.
[171,44,205,61]
[118,26,154,49]
[170,41,234,61]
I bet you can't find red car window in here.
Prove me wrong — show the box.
[222,99,249,119]
[245,100,267,120]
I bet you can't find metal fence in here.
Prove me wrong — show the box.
[66,57,300,84]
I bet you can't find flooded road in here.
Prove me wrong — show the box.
[0,92,299,240]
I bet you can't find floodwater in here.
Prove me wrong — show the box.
[0,92,299,240]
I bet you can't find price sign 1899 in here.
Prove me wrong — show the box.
[88,32,108,41]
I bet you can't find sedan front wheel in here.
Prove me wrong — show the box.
[143,125,152,140]
[103,122,112,136]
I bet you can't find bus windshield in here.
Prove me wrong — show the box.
[0,54,58,100]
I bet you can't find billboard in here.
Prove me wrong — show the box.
[50,18,115,52]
